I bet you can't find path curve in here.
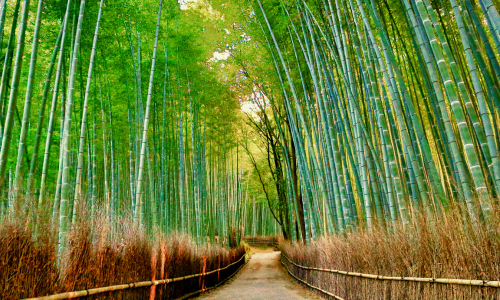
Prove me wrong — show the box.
[195,251,321,300]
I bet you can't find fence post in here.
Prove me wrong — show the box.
[201,256,207,290]
[217,254,221,281]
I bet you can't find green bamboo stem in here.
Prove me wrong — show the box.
[134,0,163,227]
[58,0,86,258]
[72,0,104,221]
[0,0,31,188]
[14,0,44,195]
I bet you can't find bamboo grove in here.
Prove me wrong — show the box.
[1,0,496,256]
[250,0,500,241]
[0,0,262,256]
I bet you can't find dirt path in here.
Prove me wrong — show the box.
[195,250,322,300]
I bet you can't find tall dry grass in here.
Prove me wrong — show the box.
[0,215,245,299]
[281,205,500,299]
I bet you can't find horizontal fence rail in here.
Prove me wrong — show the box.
[280,256,345,300]
[21,253,246,300]
[173,257,247,300]
[281,253,500,288]
[243,236,279,246]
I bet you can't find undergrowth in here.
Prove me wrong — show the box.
[281,204,500,299]
[0,215,245,299]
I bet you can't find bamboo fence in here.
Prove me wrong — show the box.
[281,253,500,288]
[280,257,345,300]
[21,253,246,300]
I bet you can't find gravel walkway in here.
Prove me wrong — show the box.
[195,251,322,300]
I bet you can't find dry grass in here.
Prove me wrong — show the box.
[0,215,245,299]
[0,221,58,299]
[281,205,500,299]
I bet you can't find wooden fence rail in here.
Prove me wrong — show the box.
[243,236,278,246]
[281,252,500,287]
[280,257,345,300]
[21,254,246,300]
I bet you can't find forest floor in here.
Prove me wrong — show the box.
[194,247,323,300]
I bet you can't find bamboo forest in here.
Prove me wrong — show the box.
[2,0,500,298]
